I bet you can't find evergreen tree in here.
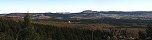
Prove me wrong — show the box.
[20,13,40,40]
[23,13,31,28]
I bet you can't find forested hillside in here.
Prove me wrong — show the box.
[0,14,152,40]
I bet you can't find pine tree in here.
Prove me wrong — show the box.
[19,13,40,40]
[23,13,31,28]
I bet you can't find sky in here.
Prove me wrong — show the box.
[0,0,152,13]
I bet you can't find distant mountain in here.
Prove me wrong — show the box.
[2,11,152,20]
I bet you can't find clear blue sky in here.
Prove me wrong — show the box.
[0,0,152,13]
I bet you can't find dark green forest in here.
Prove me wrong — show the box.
[0,14,152,40]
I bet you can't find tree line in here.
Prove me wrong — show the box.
[0,14,152,40]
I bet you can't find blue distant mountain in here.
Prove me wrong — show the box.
[2,11,152,20]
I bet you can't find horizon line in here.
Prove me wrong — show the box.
[2,10,152,14]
